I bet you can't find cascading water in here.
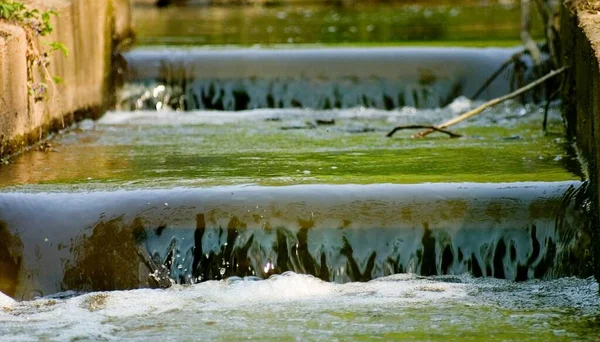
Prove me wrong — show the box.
[118,48,528,111]
[0,40,596,339]
[0,182,591,300]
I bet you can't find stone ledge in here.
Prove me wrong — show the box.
[561,4,600,285]
[0,0,132,158]
[0,24,28,155]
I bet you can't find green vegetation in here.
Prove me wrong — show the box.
[0,2,55,35]
[0,1,68,101]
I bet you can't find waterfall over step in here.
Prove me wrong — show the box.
[118,47,527,111]
[0,182,590,300]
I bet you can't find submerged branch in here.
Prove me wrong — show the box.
[413,66,568,138]
[386,125,462,138]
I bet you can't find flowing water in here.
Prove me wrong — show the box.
[0,1,597,340]
[1,274,599,341]
[0,98,595,340]
[119,47,521,111]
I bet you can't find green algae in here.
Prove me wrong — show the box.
[132,2,543,47]
[0,106,580,190]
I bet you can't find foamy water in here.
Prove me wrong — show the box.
[0,46,585,341]
[0,273,598,341]
[103,97,554,128]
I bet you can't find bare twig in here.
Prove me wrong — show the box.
[533,0,551,23]
[521,0,543,65]
[413,66,568,138]
[386,125,462,138]
[533,0,560,68]
[472,50,525,100]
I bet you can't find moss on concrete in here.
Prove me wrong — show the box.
[0,105,105,160]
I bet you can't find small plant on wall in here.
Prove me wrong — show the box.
[0,0,68,102]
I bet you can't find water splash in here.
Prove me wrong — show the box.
[0,273,598,340]
[119,77,463,111]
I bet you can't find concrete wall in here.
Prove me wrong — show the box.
[0,0,132,158]
[561,3,600,283]
[0,24,29,155]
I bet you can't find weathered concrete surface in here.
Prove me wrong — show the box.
[0,24,29,155]
[113,0,134,43]
[561,3,600,283]
[0,0,132,158]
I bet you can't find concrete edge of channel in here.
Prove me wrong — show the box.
[0,0,133,159]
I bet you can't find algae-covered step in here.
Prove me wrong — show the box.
[0,103,579,190]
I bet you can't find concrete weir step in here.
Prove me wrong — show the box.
[0,0,133,158]
[0,181,591,300]
[121,47,523,111]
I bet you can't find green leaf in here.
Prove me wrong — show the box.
[48,42,69,57]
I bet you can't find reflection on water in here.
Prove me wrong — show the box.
[133,1,543,46]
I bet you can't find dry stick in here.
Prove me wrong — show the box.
[471,50,525,100]
[386,125,462,138]
[413,66,568,139]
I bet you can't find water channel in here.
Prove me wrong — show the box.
[0,1,598,340]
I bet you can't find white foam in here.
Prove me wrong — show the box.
[0,291,15,308]
[100,108,289,126]
[0,274,598,340]
[101,99,558,129]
